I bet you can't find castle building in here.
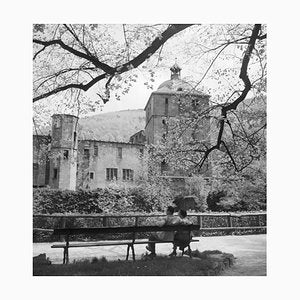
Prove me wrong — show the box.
[33,64,211,190]
[33,114,144,190]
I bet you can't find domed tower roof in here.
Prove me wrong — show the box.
[157,78,192,92]
[157,62,201,94]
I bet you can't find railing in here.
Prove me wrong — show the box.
[33,212,266,233]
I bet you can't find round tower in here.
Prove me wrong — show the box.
[49,114,78,190]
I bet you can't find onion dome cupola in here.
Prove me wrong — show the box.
[170,62,182,80]
[157,62,191,92]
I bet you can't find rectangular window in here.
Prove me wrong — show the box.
[123,169,134,181]
[176,98,182,114]
[165,98,169,115]
[192,98,199,108]
[89,172,95,180]
[161,160,167,173]
[117,147,122,159]
[84,148,90,159]
[53,168,58,179]
[106,168,118,181]
[63,150,69,160]
[73,132,77,146]
[94,146,98,156]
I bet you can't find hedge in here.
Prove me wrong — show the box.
[33,186,172,215]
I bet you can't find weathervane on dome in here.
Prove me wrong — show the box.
[170,58,181,80]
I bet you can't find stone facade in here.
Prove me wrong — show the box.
[144,64,211,177]
[33,135,51,187]
[76,140,144,189]
[49,114,78,190]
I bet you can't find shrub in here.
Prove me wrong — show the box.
[33,183,173,215]
[206,191,226,211]
[185,175,209,212]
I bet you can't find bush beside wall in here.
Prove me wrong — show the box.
[33,186,172,215]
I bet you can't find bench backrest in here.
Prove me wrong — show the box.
[53,224,200,236]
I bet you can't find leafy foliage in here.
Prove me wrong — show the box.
[185,175,210,211]
[207,159,266,212]
[151,24,266,175]
[33,188,134,215]
[33,180,173,215]
[207,191,227,211]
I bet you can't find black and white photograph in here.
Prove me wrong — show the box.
[32,23,267,276]
[3,0,300,299]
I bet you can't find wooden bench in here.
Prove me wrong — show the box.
[52,224,200,264]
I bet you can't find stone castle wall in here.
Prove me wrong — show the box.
[76,140,144,189]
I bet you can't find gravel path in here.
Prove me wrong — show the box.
[33,234,266,276]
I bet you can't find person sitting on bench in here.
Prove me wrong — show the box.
[169,209,192,257]
[146,206,181,257]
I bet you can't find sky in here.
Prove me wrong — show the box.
[85,66,179,115]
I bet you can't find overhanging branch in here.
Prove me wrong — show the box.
[193,24,262,172]
[33,24,192,103]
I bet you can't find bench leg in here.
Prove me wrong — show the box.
[131,245,135,261]
[63,247,67,264]
[63,247,69,264]
[126,244,130,261]
[188,245,192,258]
[66,248,69,264]
[180,245,192,257]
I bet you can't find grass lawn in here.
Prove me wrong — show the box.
[33,251,234,276]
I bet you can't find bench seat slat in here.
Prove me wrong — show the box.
[51,239,200,248]
[132,239,199,245]
[52,240,133,248]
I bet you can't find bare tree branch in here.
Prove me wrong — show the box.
[33,24,192,103]
[33,46,47,60]
[122,24,130,62]
[220,140,238,171]
[258,33,266,40]
[33,38,114,73]
[33,73,107,102]
[193,24,262,171]
[63,24,94,57]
